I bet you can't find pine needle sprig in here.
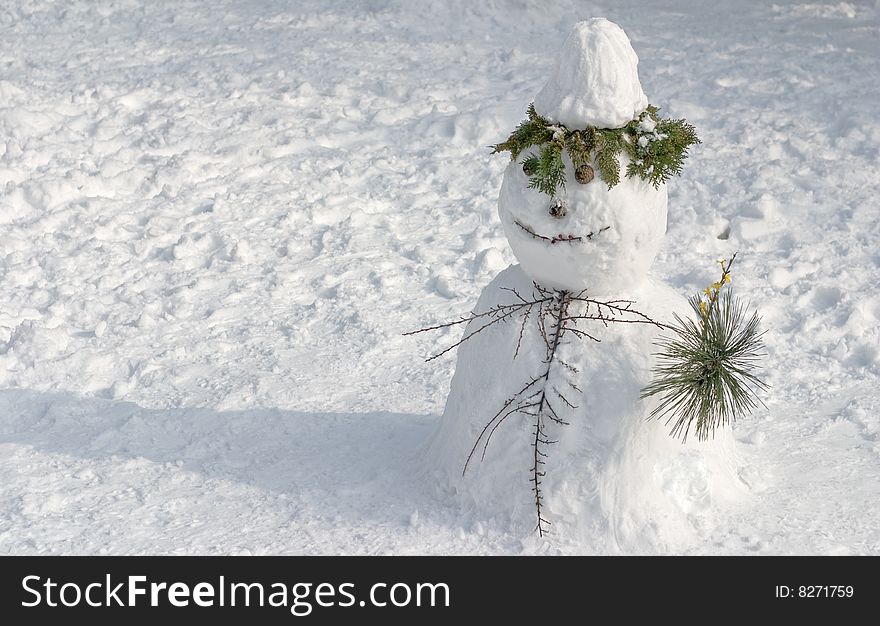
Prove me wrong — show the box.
[641,255,768,441]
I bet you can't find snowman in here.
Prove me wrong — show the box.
[422,19,747,552]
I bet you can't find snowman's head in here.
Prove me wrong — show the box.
[498,152,667,295]
[495,18,672,295]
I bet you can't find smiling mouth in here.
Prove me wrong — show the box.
[514,219,610,244]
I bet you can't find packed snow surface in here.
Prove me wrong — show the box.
[533,18,648,129]
[1,1,879,555]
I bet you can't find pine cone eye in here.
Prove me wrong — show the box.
[575,164,595,184]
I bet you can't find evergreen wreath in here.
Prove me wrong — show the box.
[491,104,700,196]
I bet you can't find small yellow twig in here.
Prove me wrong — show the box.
[699,253,737,319]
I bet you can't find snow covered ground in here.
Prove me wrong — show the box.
[1,0,878,554]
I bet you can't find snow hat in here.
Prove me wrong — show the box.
[533,18,648,129]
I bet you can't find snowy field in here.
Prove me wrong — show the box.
[1,0,878,555]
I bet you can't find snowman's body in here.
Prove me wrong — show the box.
[425,19,745,551]
[427,265,744,552]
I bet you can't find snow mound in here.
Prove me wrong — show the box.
[533,18,648,129]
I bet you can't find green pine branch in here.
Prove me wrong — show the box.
[491,104,554,161]
[626,115,700,189]
[595,130,624,189]
[525,145,566,197]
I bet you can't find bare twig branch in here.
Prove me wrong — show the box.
[462,376,543,475]
[530,290,569,536]
[514,304,531,359]
[552,387,578,410]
